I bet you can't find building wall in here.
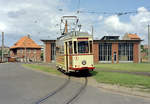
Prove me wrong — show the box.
[93,42,99,64]
[42,41,141,64]
[45,42,51,63]
[112,43,119,63]
[133,43,140,63]
[10,48,41,62]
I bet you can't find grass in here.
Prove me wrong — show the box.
[91,71,150,89]
[23,64,62,75]
[95,63,150,72]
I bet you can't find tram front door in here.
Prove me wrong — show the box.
[65,42,69,72]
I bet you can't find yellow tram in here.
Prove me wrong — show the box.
[56,31,95,73]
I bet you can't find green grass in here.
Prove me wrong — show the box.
[91,71,150,89]
[23,64,62,75]
[95,63,150,72]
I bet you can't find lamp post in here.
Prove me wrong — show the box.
[1,32,4,62]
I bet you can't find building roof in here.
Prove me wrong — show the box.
[126,33,140,40]
[94,39,142,43]
[10,35,41,49]
[41,39,56,43]
[101,36,120,40]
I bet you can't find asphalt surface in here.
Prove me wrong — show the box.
[0,63,150,104]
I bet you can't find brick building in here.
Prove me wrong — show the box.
[41,33,142,63]
[10,35,41,62]
[41,40,56,63]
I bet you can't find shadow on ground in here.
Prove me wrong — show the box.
[62,70,98,78]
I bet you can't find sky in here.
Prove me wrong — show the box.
[0,0,150,46]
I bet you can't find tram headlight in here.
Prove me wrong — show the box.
[82,60,86,65]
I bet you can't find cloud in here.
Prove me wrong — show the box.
[0,0,149,46]
[0,23,6,31]
[0,0,65,46]
[104,15,133,33]
[98,16,103,21]
[97,7,150,43]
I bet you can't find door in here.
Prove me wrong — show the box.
[114,52,117,63]
[65,42,69,72]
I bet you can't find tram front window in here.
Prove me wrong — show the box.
[78,41,89,53]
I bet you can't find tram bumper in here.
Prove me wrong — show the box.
[69,67,95,71]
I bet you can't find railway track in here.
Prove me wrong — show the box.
[34,77,87,104]
[34,77,71,104]
[65,77,88,104]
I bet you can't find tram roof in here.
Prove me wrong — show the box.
[57,31,92,39]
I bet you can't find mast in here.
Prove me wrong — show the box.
[64,20,68,33]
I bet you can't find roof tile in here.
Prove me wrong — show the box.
[10,36,41,49]
[127,34,140,40]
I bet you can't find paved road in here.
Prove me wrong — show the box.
[0,63,150,104]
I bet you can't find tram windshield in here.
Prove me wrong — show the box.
[78,41,89,53]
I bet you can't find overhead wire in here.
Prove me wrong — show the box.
[76,10,138,16]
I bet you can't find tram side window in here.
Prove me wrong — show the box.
[78,41,89,53]
[69,41,72,54]
[56,46,59,54]
[90,41,92,53]
[74,41,77,54]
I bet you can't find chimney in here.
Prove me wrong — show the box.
[27,34,30,38]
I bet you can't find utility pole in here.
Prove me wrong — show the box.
[91,25,94,36]
[148,24,150,62]
[1,32,4,62]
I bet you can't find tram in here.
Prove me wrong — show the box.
[56,16,95,73]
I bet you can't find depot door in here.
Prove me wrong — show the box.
[114,52,117,63]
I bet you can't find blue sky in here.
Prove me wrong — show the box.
[67,0,149,11]
[66,0,150,21]
[0,0,150,46]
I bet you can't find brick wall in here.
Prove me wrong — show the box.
[112,43,119,63]
[133,43,139,63]
[45,42,51,63]
[10,48,41,62]
[42,41,141,64]
[93,42,99,64]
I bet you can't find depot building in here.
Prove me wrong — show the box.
[41,33,142,64]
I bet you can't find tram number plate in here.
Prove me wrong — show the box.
[75,57,79,61]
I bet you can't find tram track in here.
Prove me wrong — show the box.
[65,77,87,104]
[34,77,71,104]
[33,76,88,104]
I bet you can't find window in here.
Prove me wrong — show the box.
[20,49,23,53]
[51,43,56,60]
[56,40,64,55]
[27,49,31,53]
[90,41,92,53]
[74,41,77,54]
[118,43,133,61]
[17,49,22,53]
[33,49,36,53]
[99,43,112,61]
[78,41,89,53]
[69,41,72,54]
